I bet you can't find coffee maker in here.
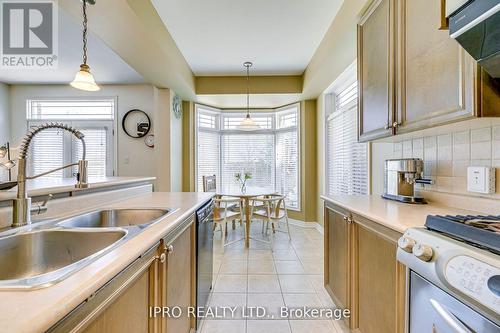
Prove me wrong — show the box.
[382,158,434,204]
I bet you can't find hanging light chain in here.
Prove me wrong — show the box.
[246,64,250,116]
[82,0,88,65]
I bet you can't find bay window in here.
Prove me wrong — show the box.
[196,104,300,209]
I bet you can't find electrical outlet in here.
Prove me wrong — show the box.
[467,166,495,194]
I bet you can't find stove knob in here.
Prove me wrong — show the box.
[398,236,416,253]
[413,244,434,262]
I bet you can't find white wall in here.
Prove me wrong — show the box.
[0,83,10,182]
[8,84,156,178]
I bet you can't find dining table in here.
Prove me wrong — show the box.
[216,186,277,248]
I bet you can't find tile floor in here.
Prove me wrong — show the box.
[199,220,350,333]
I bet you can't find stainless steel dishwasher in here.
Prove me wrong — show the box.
[196,199,214,329]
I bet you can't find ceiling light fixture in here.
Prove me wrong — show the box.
[70,0,100,92]
[237,62,260,131]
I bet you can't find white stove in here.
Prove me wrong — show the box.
[397,222,500,332]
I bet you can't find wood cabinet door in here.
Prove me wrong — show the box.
[81,250,160,333]
[324,207,351,314]
[356,225,405,333]
[395,0,476,133]
[160,224,194,333]
[358,0,396,142]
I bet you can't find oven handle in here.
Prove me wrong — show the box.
[429,299,473,333]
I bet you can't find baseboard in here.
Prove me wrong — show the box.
[288,218,324,234]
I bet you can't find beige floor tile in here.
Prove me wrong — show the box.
[208,293,247,319]
[200,319,246,333]
[248,274,281,293]
[275,260,305,274]
[282,293,323,308]
[248,249,274,261]
[279,275,315,293]
[273,249,299,261]
[300,259,323,275]
[247,320,291,333]
[214,275,247,293]
[220,260,248,274]
[289,320,337,333]
[248,260,276,274]
[223,248,249,260]
[247,293,285,320]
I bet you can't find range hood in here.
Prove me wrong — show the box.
[449,0,500,78]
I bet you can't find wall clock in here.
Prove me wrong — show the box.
[144,134,155,148]
[173,94,182,119]
[122,109,151,138]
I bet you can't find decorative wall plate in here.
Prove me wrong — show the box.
[173,94,182,119]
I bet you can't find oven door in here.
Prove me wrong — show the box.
[409,271,500,333]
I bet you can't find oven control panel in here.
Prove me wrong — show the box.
[445,255,500,313]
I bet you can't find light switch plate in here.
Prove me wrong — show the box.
[467,166,495,194]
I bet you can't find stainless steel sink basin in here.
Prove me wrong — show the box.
[0,229,126,289]
[58,208,170,228]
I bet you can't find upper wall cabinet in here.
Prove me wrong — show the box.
[357,0,500,142]
[358,0,396,141]
[395,0,476,133]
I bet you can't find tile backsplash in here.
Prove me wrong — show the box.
[390,118,500,199]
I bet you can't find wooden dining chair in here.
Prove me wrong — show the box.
[202,175,217,193]
[250,194,291,250]
[213,197,244,250]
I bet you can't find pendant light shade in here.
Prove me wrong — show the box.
[71,64,100,91]
[237,62,260,131]
[71,0,100,92]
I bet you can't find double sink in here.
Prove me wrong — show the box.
[0,208,175,290]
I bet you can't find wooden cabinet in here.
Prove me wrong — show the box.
[49,215,196,333]
[396,0,476,133]
[358,0,396,141]
[324,206,351,322]
[159,222,195,333]
[358,0,500,141]
[324,201,406,333]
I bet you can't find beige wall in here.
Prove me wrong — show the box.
[196,76,303,95]
[303,0,371,99]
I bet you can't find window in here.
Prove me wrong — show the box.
[196,104,300,209]
[27,99,115,178]
[326,79,368,196]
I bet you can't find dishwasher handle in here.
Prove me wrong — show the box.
[429,299,473,333]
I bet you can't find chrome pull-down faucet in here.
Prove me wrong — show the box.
[12,123,89,228]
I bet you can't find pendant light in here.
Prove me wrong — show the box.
[70,0,100,91]
[237,62,260,131]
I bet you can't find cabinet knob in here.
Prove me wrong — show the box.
[413,243,434,262]
[398,236,416,253]
[166,245,174,253]
[159,253,166,263]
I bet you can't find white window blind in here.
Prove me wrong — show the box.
[72,128,108,178]
[326,81,368,196]
[27,99,115,178]
[30,128,64,178]
[276,130,299,208]
[197,130,220,191]
[222,114,273,130]
[220,133,275,191]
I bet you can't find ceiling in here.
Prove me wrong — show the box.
[0,8,144,85]
[151,0,344,76]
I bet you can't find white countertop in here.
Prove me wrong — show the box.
[0,176,155,201]
[322,195,487,233]
[0,192,213,333]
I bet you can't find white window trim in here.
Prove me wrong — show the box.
[26,96,118,177]
[324,61,371,196]
[195,103,302,210]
